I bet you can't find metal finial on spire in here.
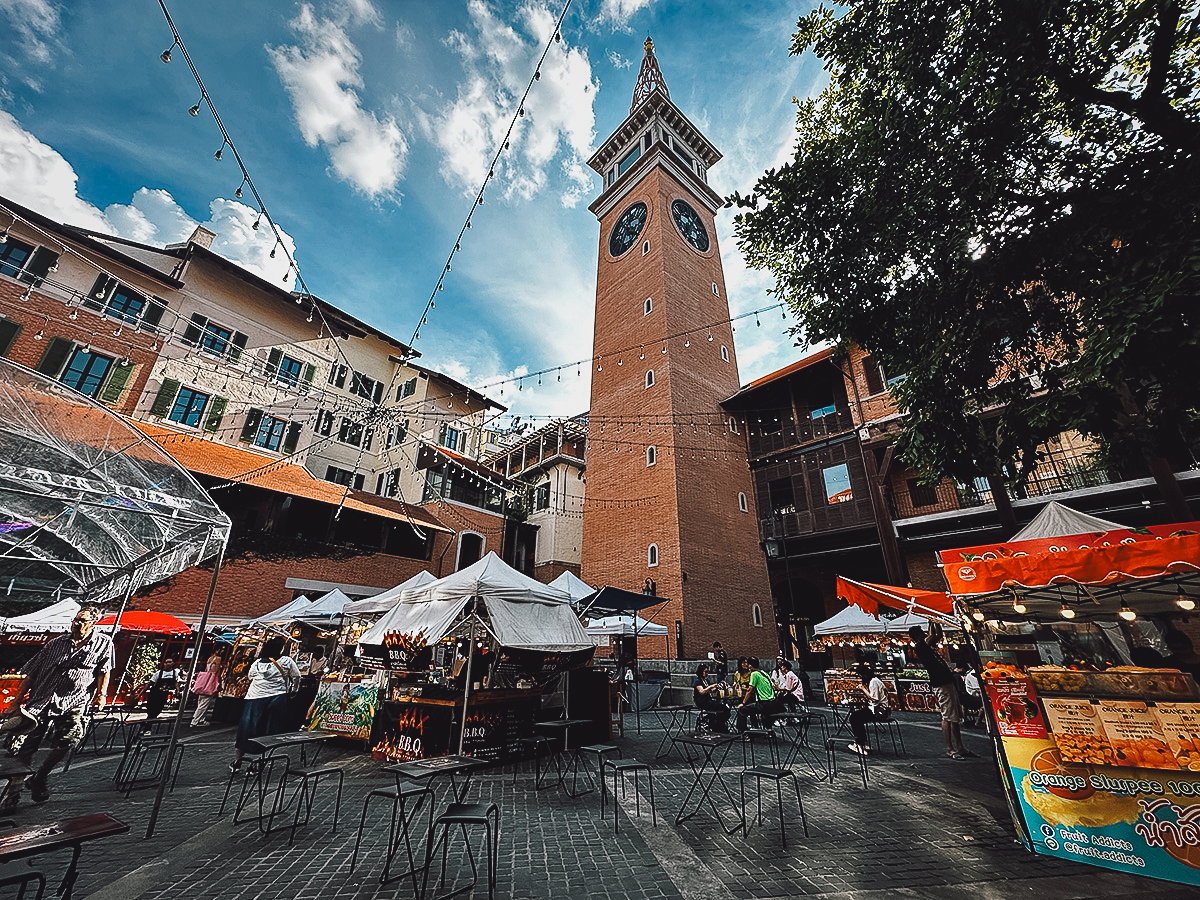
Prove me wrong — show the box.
[631,36,669,113]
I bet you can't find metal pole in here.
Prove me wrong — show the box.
[146,543,225,839]
[457,611,477,756]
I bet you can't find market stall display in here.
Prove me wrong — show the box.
[354,552,595,761]
[840,501,1200,887]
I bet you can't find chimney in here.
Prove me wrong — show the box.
[187,226,216,249]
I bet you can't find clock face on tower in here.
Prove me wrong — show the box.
[608,201,648,257]
[671,199,710,252]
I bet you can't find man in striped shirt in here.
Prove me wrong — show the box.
[1,606,113,810]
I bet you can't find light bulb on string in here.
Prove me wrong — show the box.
[252,214,262,230]
[1177,588,1196,611]
[69,309,78,320]
[160,43,175,63]
[189,100,202,116]
[235,180,245,199]
[214,144,224,160]
[1118,606,1137,621]
[1059,604,1076,620]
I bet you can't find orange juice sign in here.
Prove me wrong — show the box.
[985,677,1047,738]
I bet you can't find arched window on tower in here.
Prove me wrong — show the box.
[720,345,729,362]
[738,492,748,513]
[644,297,653,316]
[646,446,656,466]
[642,240,650,256]
[648,544,659,567]
[645,369,655,388]
[752,603,763,627]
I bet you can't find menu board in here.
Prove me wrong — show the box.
[1153,703,1200,771]
[1095,700,1178,770]
[1041,698,1112,765]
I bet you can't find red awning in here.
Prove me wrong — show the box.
[96,610,191,636]
[835,576,955,619]
[937,521,1200,596]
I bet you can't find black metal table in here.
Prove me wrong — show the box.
[652,706,695,759]
[232,731,339,827]
[0,813,129,900]
[671,733,740,832]
[385,755,490,805]
[532,719,594,796]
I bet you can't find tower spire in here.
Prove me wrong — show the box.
[630,36,669,113]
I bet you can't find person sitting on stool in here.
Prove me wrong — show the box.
[848,663,891,755]
[692,664,729,733]
[735,659,780,733]
[772,659,804,711]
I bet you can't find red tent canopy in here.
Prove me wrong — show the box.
[836,576,955,619]
[937,521,1200,596]
[96,610,190,636]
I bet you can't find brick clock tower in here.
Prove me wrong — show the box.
[581,39,776,660]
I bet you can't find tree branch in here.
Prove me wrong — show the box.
[1050,67,1200,151]
[1144,0,1182,102]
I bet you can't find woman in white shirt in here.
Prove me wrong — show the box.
[848,663,891,756]
[229,636,300,773]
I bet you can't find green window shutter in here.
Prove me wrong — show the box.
[149,378,181,417]
[438,423,447,446]
[282,422,302,454]
[84,276,112,311]
[372,382,383,404]
[266,348,282,377]
[20,248,59,287]
[141,297,166,328]
[240,408,263,442]
[204,396,227,433]
[229,331,248,362]
[35,337,73,376]
[182,313,205,346]
[0,319,22,357]
[99,361,134,404]
[302,363,315,385]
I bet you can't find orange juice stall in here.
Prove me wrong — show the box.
[845,502,1200,887]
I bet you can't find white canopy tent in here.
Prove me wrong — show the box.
[241,596,311,627]
[1009,500,1124,542]
[813,604,891,635]
[549,571,593,604]
[586,615,668,637]
[359,552,590,653]
[341,571,437,617]
[295,588,352,621]
[1,597,81,634]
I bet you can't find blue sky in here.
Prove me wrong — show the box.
[0,0,825,425]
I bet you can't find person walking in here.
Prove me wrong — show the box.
[228,637,300,773]
[144,655,183,720]
[190,653,224,727]
[909,624,976,760]
[0,606,113,810]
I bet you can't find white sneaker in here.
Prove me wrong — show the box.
[848,742,869,756]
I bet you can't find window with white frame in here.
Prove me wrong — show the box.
[646,445,656,467]
[643,297,653,316]
[647,543,659,567]
[720,345,729,362]
[85,276,167,331]
[0,237,59,287]
[642,240,650,256]
[182,313,247,361]
[752,604,763,627]
[712,282,719,296]
[168,387,209,428]
[645,369,655,388]
[738,491,748,513]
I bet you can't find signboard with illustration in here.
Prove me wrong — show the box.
[985,660,1200,885]
[306,680,378,740]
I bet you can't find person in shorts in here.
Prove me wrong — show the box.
[1,606,114,809]
[909,624,975,760]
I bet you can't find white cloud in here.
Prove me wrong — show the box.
[0,109,297,283]
[596,0,656,29]
[0,0,60,64]
[267,2,408,199]
[606,50,632,69]
[394,20,415,50]
[426,0,599,208]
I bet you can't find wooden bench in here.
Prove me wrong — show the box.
[0,813,128,900]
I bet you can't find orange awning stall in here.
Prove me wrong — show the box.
[836,576,955,621]
[938,522,1200,596]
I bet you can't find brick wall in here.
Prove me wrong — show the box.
[0,280,157,415]
[135,532,456,620]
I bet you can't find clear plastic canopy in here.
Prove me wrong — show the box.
[0,358,230,609]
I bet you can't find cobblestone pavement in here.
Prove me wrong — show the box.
[1,710,1196,900]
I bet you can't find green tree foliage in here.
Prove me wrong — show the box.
[732,1,1200,504]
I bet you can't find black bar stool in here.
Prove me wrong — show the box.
[270,763,344,843]
[868,717,905,756]
[512,735,555,787]
[739,766,808,847]
[351,782,433,891]
[600,759,656,834]
[422,801,500,900]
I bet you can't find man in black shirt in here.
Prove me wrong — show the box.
[909,625,975,760]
